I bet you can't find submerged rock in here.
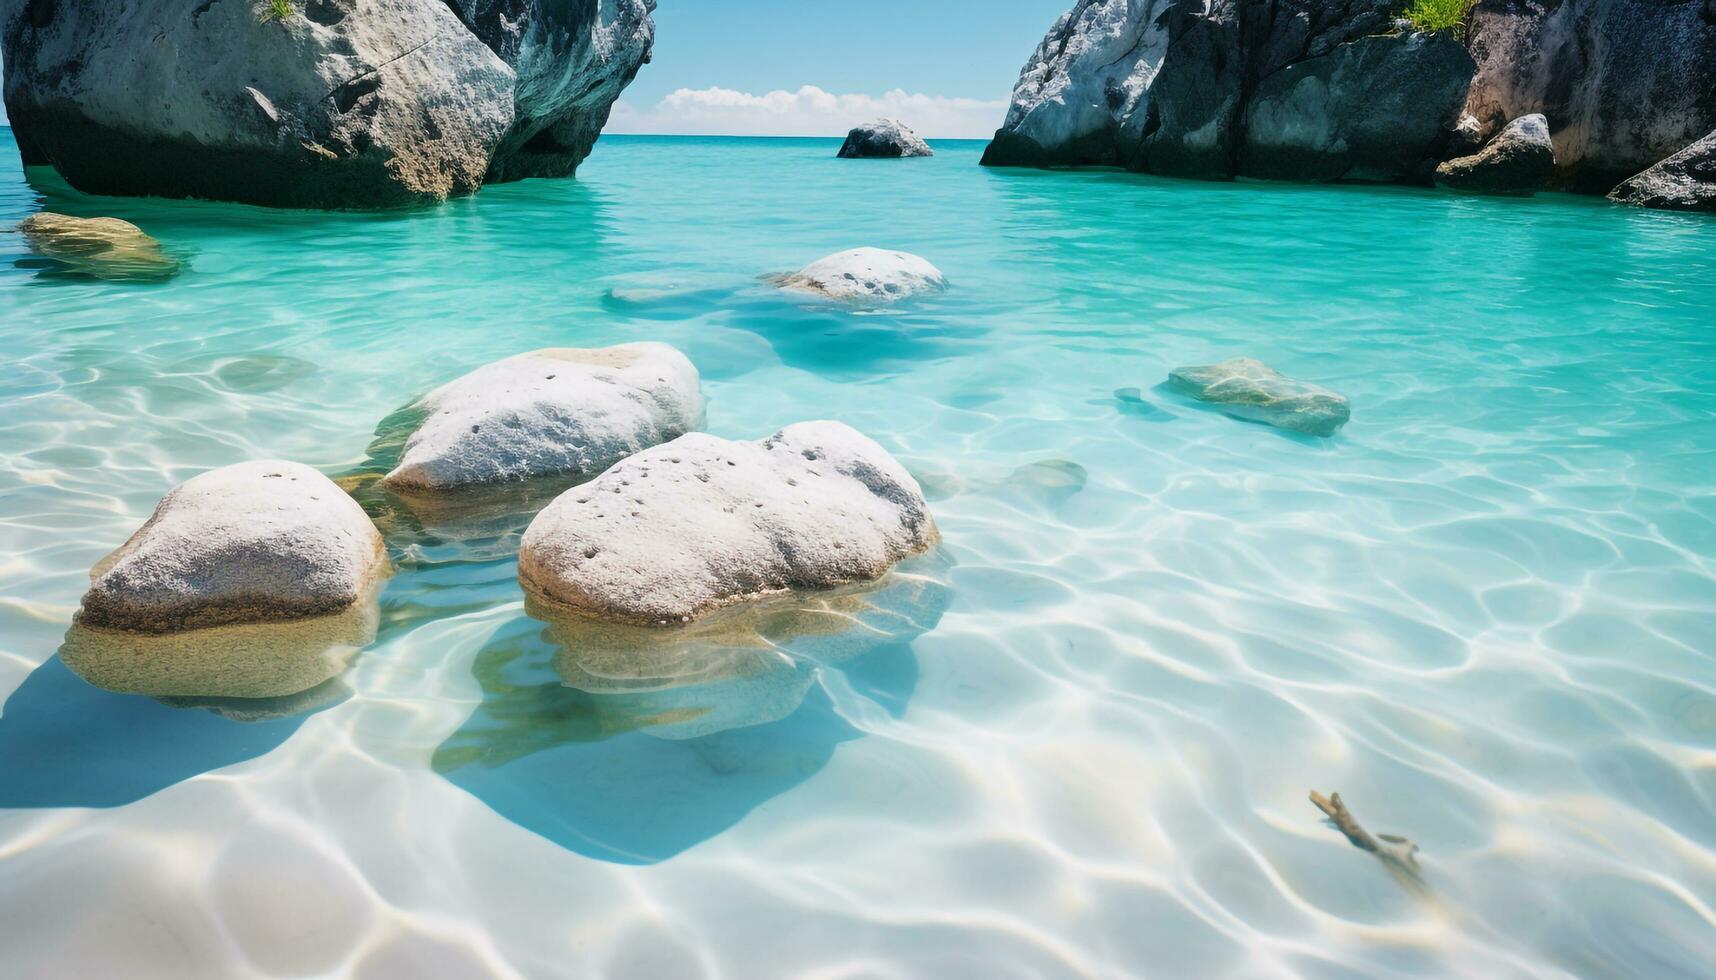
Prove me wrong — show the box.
[774,247,946,303]
[1464,0,1716,193]
[837,119,932,158]
[519,421,937,624]
[78,460,388,632]
[1608,131,1716,213]
[1435,113,1555,193]
[381,343,703,493]
[1168,358,1350,437]
[1,0,653,207]
[18,212,180,281]
[982,0,1473,183]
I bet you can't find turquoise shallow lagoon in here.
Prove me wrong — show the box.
[2,131,1715,977]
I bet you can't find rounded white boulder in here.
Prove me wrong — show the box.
[78,460,388,633]
[381,343,704,492]
[775,247,946,303]
[519,421,937,624]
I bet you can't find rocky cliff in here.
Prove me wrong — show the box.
[0,0,653,208]
[983,0,1716,206]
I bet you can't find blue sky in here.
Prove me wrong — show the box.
[0,1,1067,136]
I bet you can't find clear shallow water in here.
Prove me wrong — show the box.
[2,130,1715,978]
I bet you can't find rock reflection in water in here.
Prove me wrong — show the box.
[434,553,953,863]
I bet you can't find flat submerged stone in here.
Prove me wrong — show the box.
[19,212,180,281]
[1168,358,1351,437]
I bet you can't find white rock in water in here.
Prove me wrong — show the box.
[79,461,388,633]
[775,247,946,303]
[1168,357,1351,437]
[382,343,704,492]
[519,421,937,624]
[837,119,933,158]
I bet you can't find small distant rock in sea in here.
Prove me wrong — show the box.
[1608,130,1716,213]
[381,343,704,493]
[518,421,937,625]
[1167,358,1351,437]
[18,213,180,281]
[838,119,933,158]
[1436,114,1555,194]
[773,247,946,304]
[77,460,388,633]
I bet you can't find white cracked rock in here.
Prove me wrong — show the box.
[837,119,933,158]
[78,460,388,633]
[1168,357,1351,437]
[381,343,704,493]
[518,421,937,624]
[774,247,946,303]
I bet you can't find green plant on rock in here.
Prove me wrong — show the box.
[259,0,295,23]
[1402,0,1476,35]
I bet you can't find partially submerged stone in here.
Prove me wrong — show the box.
[1436,113,1555,194]
[78,460,388,633]
[18,212,180,281]
[519,421,937,624]
[837,119,932,158]
[1608,130,1716,213]
[381,343,704,493]
[1167,358,1350,437]
[774,247,946,303]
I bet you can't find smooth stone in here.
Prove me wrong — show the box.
[519,421,938,624]
[837,118,932,158]
[1608,130,1716,212]
[1168,358,1351,437]
[78,460,388,633]
[380,343,703,493]
[774,247,946,303]
[18,212,180,281]
[1436,113,1555,193]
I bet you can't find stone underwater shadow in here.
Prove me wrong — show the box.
[433,551,955,865]
[602,277,988,381]
[0,594,380,809]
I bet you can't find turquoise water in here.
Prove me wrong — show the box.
[3,130,1716,977]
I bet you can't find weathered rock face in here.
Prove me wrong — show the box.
[837,119,932,158]
[1168,357,1351,436]
[1464,0,1716,193]
[381,343,703,493]
[1608,130,1716,212]
[1,0,653,207]
[1435,112,1555,193]
[18,212,181,281]
[774,248,946,304]
[981,0,1474,184]
[79,460,388,633]
[445,0,655,182]
[519,422,937,625]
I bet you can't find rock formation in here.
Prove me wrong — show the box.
[17,212,181,281]
[1435,113,1554,193]
[773,248,946,304]
[381,343,703,493]
[837,119,933,158]
[1168,358,1351,436]
[981,0,1475,184]
[78,460,388,633]
[0,0,653,208]
[518,421,937,625]
[1608,130,1716,213]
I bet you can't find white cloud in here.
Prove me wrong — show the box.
[606,85,1007,139]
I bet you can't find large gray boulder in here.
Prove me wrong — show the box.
[1608,130,1716,213]
[0,0,653,208]
[381,343,704,493]
[837,119,932,158]
[79,460,389,633]
[981,0,1474,184]
[1435,112,1554,193]
[518,422,937,625]
[1464,0,1716,193]
[1168,358,1351,437]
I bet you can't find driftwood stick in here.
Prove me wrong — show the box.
[1309,790,1421,877]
